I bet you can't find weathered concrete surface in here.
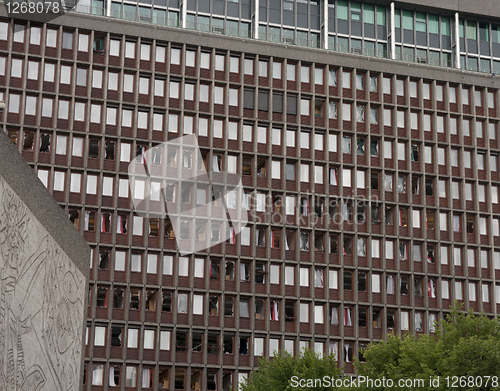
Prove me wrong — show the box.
[0,130,89,391]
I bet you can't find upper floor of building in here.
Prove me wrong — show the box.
[40,0,500,73]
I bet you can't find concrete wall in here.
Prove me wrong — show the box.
[0,130,89,391]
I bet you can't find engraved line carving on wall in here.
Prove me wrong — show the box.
[0,177,86,391]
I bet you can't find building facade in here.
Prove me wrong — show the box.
[1,0,500,389]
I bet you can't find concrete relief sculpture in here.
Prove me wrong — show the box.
[0,177,86,391]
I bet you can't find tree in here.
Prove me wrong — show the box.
[240,348,343,391]
[355,304,500,390]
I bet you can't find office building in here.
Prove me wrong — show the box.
[1,0,500,389]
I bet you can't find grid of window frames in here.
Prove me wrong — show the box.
[2,16,500,390]
[68,0,500,73]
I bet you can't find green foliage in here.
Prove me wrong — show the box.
[354,303,500,390]
[241,305,500,391]
[240,348,343,391]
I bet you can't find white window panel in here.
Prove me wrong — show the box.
[127,329,139,348]
[329,270,338,289]
[53,171,65,191]
[87,175,97,195]
[70,173,81,193]
[193,295,203,315]
[160,331,171,350]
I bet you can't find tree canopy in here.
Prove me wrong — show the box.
[241,305,500,391]
[240,348,343,391]
[355,305,500,390]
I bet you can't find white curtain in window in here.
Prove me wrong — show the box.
[284,235,290,251]
[453,215,460,232]
[384,174,393,191]
[84,211,90,230]
[329,168,338,185]
[314,270,323,287]
[301,198,309,216]
[213,155,220,172]
[357,239,366,256]
[109,367,116,387]
[415,313,423,331]
[240,264,246,282]
[300,234,309,251]
[142,368,151,388]
[92,365,103,386]
[270,301,279,321]
[398,176,406,193]
[330,307,338,324]
[428,280,436,298]
[116,215,126,234]
[344,308,352,326]
[387,276,395,294]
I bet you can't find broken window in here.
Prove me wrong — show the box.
[370,140,379,156]
[99,250,109,269]
[69,210,79,228]
[225,261,234,280]
[130,289,140,310]
[285,301,295,322]
[256,228,266,247]
[356,137,365,155]
[84,211,96,231]
[240,263,250,282]
[101,213,111,233]
[224,297,234,317]
[210,260,220,279]
[40,133,51,153]
[370,173,379,190]
[343,237,352,255]
[176,331,187,352]
[411,144,419,162]
[357,204,366,222]
[146,290,156,311]
[344,271,352,290]
[314,235,324,252]
[105,141,115,160]
[412,177,420,195]
[329,235,338,254]
[96,287,108,307]
[23,131,34,150]
[255,300,264,319]
[466,215,475,233]
[398,175,407,193]
[255,262,266,284]
[113,289,124,309]
[208,334,219,354]
[414,278,423,296]
[162,291,172,312]
[399,242,408,260]
[164,218,175,239]
[111,327,122,347]
[400,276,409,295]
[209,296,219,316]
[300,232,309,251]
